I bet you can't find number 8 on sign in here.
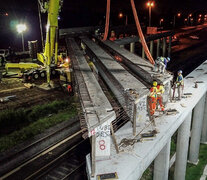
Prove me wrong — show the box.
[99,140,106,150]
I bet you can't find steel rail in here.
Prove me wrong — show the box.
[27,139,88,180]
[0,128,86,180]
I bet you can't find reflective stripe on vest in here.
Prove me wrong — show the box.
[150,87,157,98]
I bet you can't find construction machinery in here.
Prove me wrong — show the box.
[4,0,72,90]
[36,0,73,91]
[37,0,63,86]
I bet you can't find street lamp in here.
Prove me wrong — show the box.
[160,18,164,26]
[187,14,192,26]
[173,13,181,28]
[147,1,154,27]
[16,24,27,52]
[118,12,128,25]
[119,13,123,18]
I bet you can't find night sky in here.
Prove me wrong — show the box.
[0,0,207,49]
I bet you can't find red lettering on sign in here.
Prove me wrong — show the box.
[99,140,106,150]
[91,129,95,135]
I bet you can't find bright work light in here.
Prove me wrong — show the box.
[16,24,27,33]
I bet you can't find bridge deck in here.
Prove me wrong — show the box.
[86,60,207,180]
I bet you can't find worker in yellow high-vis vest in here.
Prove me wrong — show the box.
[157,83,165,112]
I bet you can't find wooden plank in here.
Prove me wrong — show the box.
[0,86,26,93]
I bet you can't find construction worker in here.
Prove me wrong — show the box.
[57,53,64,66]
[109,31,117,41]
[149,81,158,116]
[67,84,72,93]
[175,70,184,100]
[154,57,170,74]
[157,83,165,112]
[63,83,73,94]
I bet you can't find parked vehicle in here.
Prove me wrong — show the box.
[0,49,9,58]
[0,49,9,66]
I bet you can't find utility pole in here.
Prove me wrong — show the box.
[21,33,25,52]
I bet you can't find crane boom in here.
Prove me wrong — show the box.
[37,0,62,85]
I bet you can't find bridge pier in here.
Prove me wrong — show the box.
[162,37,166,57]
[174,111,192,180]
[201,93,207,144]
[130,42,135,53]
[168,36,172,58]
[156,39,160,58]
[189,95,206,164]
[150,41,154,57]
[153,139,171,180]
[142,46,145,59]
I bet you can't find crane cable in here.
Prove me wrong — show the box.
[102,0,155,65]
[103,0,110,41]
[130,0,155,65]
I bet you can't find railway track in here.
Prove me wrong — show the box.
[0,88,65,111]
[0,118,88,180]
[33,139,90,180]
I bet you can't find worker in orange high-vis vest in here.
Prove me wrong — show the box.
[67,84,72,93]
[157,83,165,112]
[149,81,158,116]
[109,30,117,41]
